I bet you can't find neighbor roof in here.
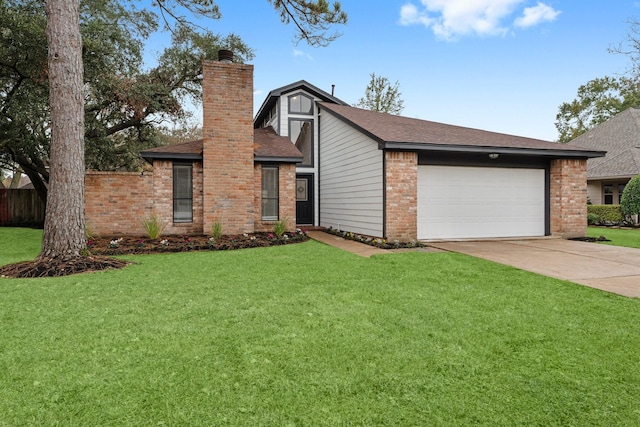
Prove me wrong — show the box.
[254,80,348,128]
[140,128,302,163]
[569,107,640,179]
[319,103,605,159]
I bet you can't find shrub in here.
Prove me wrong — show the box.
[142,215,165,239]
[587,204,623,225]
[587,212,600,225]
[621,174,640,218]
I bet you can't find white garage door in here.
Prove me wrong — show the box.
[417,165,545,240]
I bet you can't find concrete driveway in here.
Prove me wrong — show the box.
[428,239,640,298]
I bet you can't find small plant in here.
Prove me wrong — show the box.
[211,220,223,240]
[109,238,123,248]
[273,219,288,238]
[85,222,96,240]
[143,215,165,239]
[587,212,600,225]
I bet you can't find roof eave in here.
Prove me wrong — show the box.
[380,142,607,159]
[140,153,203,163]
[254,155,303,163]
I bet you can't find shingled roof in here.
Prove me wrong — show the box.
[140,127,302,163]
[569,107,640,179]
[319,103,605,159]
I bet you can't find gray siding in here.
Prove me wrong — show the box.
[319,112,384,236]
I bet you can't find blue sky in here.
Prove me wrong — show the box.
[146,1,640,141]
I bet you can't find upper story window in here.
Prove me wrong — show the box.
[289,119,313,167]
[288,93,313,115]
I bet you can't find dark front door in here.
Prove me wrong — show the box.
[296,174,314,225]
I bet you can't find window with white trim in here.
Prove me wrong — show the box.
[288,93,313,114]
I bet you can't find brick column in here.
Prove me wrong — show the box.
[385,151,417,240]
[202,60,255,235]
[550,158,588,238]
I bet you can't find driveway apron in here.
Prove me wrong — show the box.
[428,239,640,298]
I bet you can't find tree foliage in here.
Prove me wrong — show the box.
[355,73,404,115]
[268,0,347,46]
[555,76,640,143]
[621,174,640,218]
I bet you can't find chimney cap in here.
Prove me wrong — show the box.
[218,49,234,63]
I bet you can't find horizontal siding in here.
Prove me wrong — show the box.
[319,111,383,236]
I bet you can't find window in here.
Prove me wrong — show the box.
[261,166,279,220]
[618,183,626,204]
[603,184,614,204]
[173,163,193,222]
[289,119,313,166]
[288,93,313,114]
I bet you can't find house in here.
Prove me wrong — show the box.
[85,53,302,236]
[254,81,605,240]
[85,52,605,240]
[568,107,640,205]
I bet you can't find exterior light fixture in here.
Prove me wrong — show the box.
[488,153,499,159]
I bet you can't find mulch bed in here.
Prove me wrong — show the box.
[568,235,611,242]
[0,256,131,279]
[0,231,308,279]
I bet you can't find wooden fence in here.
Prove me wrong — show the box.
[0,189,45,226]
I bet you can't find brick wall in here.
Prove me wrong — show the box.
[253,163,297,233]
[550,158,588,238]
[202,60,255,235]
[385,151,418,240]
[85,171,153,235]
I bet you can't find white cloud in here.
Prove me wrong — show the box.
[514,2,560,28]
[293,49,313,60]
[399,0,560,40]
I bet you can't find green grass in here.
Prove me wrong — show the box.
[588,226,640,248]
[1,227,640,426]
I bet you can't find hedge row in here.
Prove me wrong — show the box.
[587,204,623,225]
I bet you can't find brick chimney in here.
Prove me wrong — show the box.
[202,52,255,235]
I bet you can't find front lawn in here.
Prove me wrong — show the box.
[588,226,640,248]
[1,227,639,426]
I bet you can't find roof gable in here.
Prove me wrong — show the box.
[569,107,640,177]
[254,80,347,128]
[319,103,604,158]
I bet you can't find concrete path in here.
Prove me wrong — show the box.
[428,239,640,298]
[307,231,389,257]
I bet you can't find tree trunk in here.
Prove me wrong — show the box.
[41,0,86,259]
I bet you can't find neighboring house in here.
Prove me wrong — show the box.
[568,107,640,205]
[254,82,605,240]
[85,53,605,240]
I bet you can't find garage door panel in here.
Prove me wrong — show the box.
[417,166,545,239]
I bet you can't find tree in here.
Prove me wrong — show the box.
[1,0,347,275]
[555,76,640,143]
[555,18,640,143]
[621,174,640,219]
[354,73,404,115]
